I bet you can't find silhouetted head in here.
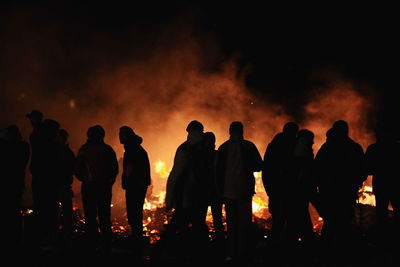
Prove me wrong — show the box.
[229,121,244,138]
[59,129,69,145]
[43,119,60,140]
[297,129,314,146]
[6,125,22,142]
[283,122,299,138]
[87,125,105,142]
[326,127,334,140]
[204,131,216,150]
[119,126,135,145]
[186,120,204,133]
[332,120,349,137]
[26,109,43,127]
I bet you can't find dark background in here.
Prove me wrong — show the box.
[1,1,399,133]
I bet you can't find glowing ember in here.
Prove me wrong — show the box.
[358,181,376,207]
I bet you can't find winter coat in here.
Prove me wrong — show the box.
[216,137,263,199]
[165,133,206,211]
[122,134,151,190]
[75,140,118,185]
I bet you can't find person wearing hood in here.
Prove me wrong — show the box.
[119,126,151,250]
[75,125,118,252]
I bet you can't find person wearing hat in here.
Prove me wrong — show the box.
[119,126,151,257]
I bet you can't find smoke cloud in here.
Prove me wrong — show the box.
[0,9,378,217]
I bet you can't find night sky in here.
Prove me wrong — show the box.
[1,2,399,135]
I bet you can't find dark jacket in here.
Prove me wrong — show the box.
[75,140,118,184]
[1,138,30,192]
[58,144,75,186]
[122,134,151,190]
[165,133,206,210]
[262,133,297,197]
[314,135,365,201]
[216,138,263,198]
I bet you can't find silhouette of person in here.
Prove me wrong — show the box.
[314,120,366,253]
[1,125,30,250]
[165,120,208,260]
[203,131,225,242]
[365,123,400,230]
[26,110,45,240]
[119,126,151,254]
[75,125,119,252]
[290,129,317,245]
[26,110,44,152]
[26,116,62,248]
[57,129,75,245]
[216,121,263,263]
[262,122,299,243]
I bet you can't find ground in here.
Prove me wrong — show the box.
[10,204,400,267]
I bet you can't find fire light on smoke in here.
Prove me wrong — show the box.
[154,160,171,179]
[3,17,381,239]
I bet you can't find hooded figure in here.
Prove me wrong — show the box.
[119,126,151,245]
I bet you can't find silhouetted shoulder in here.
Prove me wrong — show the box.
[242,139,258,149]
[349,138,364,151]
[104,143,116,153]
[78,142,90,152]
[217,140,230,151]
[270,132,284,143]
[315,142,329,157]
[365,143,378,153]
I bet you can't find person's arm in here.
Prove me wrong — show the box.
[143,150,151,186]
[74,147,86,182]
[165,148,187,211]
[109,148,119,185]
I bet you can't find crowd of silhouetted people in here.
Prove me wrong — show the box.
[1,109,399,265]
